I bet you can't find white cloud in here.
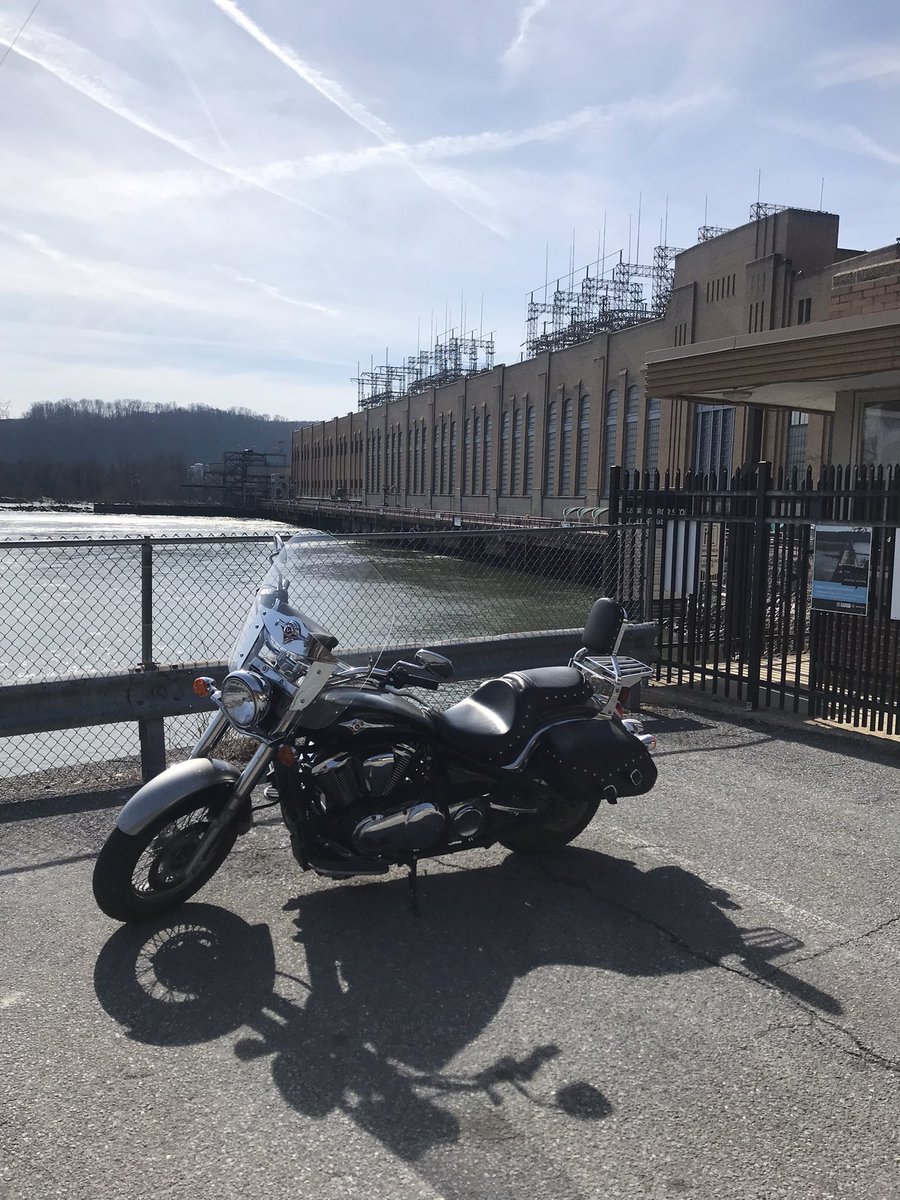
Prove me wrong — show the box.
[809,45,900,88]
[1,0,898,422]
[205,0,395,143]
[500,0,554,69]
[771,118,900,167]
[0,19,325,216]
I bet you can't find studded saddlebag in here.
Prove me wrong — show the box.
[530,717,657,803]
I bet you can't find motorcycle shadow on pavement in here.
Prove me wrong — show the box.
[93,846,842,1191]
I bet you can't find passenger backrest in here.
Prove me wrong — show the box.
[581,597,627,654]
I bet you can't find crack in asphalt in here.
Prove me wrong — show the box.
[782,912,900,968]
[525,858,900,1078]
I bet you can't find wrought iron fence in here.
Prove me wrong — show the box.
[613,462,900,734]
[0,526,645,789]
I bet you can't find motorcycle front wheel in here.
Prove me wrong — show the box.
[92,787,240,922]
[497,797,600,855]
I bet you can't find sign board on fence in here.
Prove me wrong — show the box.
[811,524,872,615]
[662,520,699,598]
[892,533,900,622]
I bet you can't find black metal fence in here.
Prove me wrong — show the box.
[0,526,645,788]
[611,462,900,734]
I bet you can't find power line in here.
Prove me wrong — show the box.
[0,0,44,74]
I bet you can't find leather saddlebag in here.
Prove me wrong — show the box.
[531,718,657,802]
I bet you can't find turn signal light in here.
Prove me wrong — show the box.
[193,677,213,697]
[276,745,298,766]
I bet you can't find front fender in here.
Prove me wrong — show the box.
[116,758,241,836]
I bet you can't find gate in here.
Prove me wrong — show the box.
[610,462,900,734]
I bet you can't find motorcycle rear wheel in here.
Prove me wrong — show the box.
[92,787,240,923]
[497,798,600,854]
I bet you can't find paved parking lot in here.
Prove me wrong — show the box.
[1,707,898,1199]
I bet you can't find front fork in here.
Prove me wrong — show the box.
[182,713,275,876]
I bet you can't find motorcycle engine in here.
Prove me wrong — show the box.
[309,744,485,855]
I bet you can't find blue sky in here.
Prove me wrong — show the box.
[0,0,898,421]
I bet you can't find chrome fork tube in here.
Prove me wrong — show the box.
[183,742,274,876]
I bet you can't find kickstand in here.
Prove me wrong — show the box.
[407,858,422,918]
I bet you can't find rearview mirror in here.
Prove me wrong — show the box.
[414,649,453,679]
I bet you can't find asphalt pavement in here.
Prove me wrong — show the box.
[1,706,898,1200]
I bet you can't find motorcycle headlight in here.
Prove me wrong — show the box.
[220,670,272,730]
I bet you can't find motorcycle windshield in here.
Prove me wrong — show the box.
[228,532,395,706]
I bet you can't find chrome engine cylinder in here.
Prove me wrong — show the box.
[311,753,361,808]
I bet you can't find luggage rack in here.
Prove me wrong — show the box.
[570,650,653,716]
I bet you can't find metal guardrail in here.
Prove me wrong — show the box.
[0,626,657,782]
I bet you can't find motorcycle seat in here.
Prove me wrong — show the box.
[432,666,594,765]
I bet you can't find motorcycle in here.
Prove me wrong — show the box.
[92,531,658,922]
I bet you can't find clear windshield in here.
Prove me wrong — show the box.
[229,531,396,685]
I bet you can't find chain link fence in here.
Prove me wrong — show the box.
[0,526,646,792]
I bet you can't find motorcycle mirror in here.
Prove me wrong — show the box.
[269,533,288,597]
[414,649,453,679]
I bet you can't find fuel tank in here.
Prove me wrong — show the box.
[301,686,436,750]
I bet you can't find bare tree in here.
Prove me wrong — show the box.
[0,400,10,419]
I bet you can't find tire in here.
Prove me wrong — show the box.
[92,787,240,923]
[497,798,601,855]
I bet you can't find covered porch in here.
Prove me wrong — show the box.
[644,310,900,469]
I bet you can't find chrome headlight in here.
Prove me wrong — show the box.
[220,670,272,730]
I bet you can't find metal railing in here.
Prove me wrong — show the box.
[0,526,647,789]
[613,461,900,734]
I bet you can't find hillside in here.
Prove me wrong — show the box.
[0,400,305,502]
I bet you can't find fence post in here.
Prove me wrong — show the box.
[608,466,622,526]
[138,537,166,780]
[746,461,771,711]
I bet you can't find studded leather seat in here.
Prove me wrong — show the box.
[432,666,594,765]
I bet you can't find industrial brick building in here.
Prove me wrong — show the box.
[292,206,900,518]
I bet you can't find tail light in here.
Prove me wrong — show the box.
[615,686,631,716]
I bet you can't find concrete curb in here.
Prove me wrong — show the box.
[644,683,900,761]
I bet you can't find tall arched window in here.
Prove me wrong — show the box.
[511,408,522,495]
[524,406,535,493]
[413,425,420,492]
[624,385,640,475]
[602,388,618,496]
[462,418,471,494]
[376,431,382,492]
[575,395,590,494]
[421,424,428,493]
[406,428,413,492]
[473,416,481,494]
[482,414,492,495]
[448,420,456,493]
[545,401,558,496]
[499,411,510,495]
[645,399,661,475]
[559,398,574,495]
[440,420,448,493]
[432,424,439,492]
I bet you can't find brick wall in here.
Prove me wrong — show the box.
[829,245,900,318]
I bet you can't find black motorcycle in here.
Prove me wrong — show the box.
[93,532,658,922]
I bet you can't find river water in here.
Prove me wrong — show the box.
[0,509,596,779]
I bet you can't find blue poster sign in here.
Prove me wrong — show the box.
[811,524,872,615]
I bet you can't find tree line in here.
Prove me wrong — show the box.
[0,399,304,502]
